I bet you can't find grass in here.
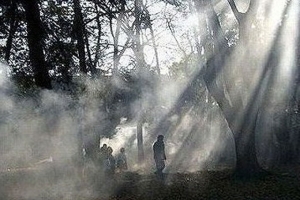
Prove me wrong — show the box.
[108,170,300,200]
[1,166,300,200]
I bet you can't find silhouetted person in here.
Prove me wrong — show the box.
[100,144,108,154]
[153,135,166,179]
[84,140,95,161]
[97,143,108,172]
[83,140,98,180]
[116,147,128,173]
[99,144,108,161]
[104,146,115,177]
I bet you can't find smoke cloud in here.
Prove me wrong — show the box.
[0,62,236,199]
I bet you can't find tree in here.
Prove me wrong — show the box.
[286,0,300,164]
[202,0,296,176]
[73,0,88,74]
[20,0,52,89]
[158,0,294,177]
[201,0,262,177]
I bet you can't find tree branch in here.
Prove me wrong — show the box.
[227,0,242,23]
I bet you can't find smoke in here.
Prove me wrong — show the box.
[98,73,236,174]
[0,61,236,199]
[0,63,85,199]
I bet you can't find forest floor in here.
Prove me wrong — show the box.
[1,165,300,200]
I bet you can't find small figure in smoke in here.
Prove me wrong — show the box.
[153,135,166,179]
[116,147,128,173]
[99,144,108,158]
[97,143,108,170]
[104,146,115,177]
[100,143,108,153]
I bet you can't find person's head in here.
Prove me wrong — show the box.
[120,147,125,153]
[102,144,107,148]
[157,135,164,142]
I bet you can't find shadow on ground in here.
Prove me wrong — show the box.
[1,165,300,200]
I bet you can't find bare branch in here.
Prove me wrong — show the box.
[227,0,242,22]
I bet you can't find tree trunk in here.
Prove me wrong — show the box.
[21,0,52,89]
[5,1,18,62]
[233,113,261,177]
[204,65,262,177]
[288,0,300,164]
[206,0,293,176]
[137,118,145,163]
[203,0,263,177]
[73,0,87,74]
[110,1,126,74]
[134,0,146,71]
[134,0,146,164]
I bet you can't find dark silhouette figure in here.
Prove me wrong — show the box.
[104,146,115,177]
[100,143,108,154]
[153,135,166,179]
[98,143,108,171]
[116,147,128,173]
[99,144,108,160]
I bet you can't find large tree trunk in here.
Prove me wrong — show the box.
[232,111,261,177]
[21,0,52,89]
[73,0,87,74]
[205,0,293,177]
[203,0,263,177]
[204,58,262,177]
[287,0,300,164]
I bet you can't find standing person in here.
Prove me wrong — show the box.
[99,144,108,163]
[97,143,108,173]
[153,135,166,179]
[104,146,115,177]
[116,147,128,173]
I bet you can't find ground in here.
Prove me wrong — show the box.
[1,165,300,200]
